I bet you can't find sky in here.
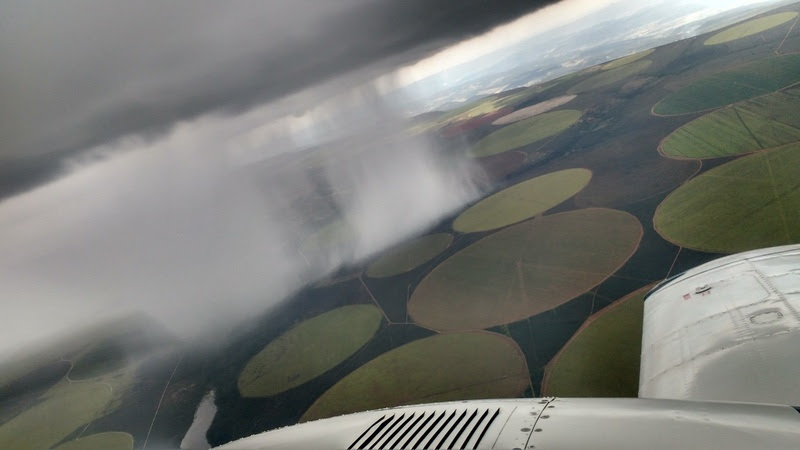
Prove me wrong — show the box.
[386,0,783,93]
[0,0,785,358]
[388,0,622,87]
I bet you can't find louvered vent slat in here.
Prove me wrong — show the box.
[462,409,489,448]
[438,409,467,449]
[360,415,395,450]
[425,410,457,449]
[448,409,478,449]
[402,412,435,448]
[374,413,406,449]
[391,412,425,449]
[348,415,385,450]
[412,410,447,449]
[471,408,501,450]
[349,407,501,450]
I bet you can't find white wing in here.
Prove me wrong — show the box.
[640,244,800,404]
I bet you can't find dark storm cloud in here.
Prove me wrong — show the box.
[0,0,559,194]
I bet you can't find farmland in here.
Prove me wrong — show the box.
[704,12,799,46]
[0,380,119,449]
[0,318,159,450]
[300,332,529,422]
[453,168,592,233]
[542,285,652,397]
[411,208,642,331]
[660,87,800,158]
[469,109,583,157]
[429,86,550,130]
[474,150,528,181]
[575,157,701,208]
[568,59,652,94]
[238,305,383,397]
[54,432,134,450]
[653,53,800,115]
[600,49,655,70]
[492,95,577,125]
[655,143,800,253]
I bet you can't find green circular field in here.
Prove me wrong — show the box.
[705,12,798,46]
[300,332,529,422]
[660,87,800,159]
[0,382,115,449]
[54,432,134,450]
[412,208,643,331]
[568,59,652,94]
[652,53,800,115]
[238,305,383,397]
[453,168,592,233]
[600,49,655,70]
[655,143,800,254]
[367,233,453,278]
[542,284,653,397]
[469,109,583,158]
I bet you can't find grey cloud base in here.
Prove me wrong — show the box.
[0,0,560,197]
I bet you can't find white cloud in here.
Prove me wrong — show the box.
[0,92,480,358]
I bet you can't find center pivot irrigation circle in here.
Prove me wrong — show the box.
[238,304,383,397]
[469,109,583,158]
[453,168,592,233]
[654,143,800,254]
[412,208,643,331]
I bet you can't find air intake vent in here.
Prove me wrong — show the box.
[349,407,501,450]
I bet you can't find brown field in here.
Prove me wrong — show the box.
[474,150,528,182]
[410,208,643,331]
[492,95,578,125]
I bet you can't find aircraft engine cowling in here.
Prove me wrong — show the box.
[214,398,800,449]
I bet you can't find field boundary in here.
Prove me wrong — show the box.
[540,283,656,396]
[776,14,800,55]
